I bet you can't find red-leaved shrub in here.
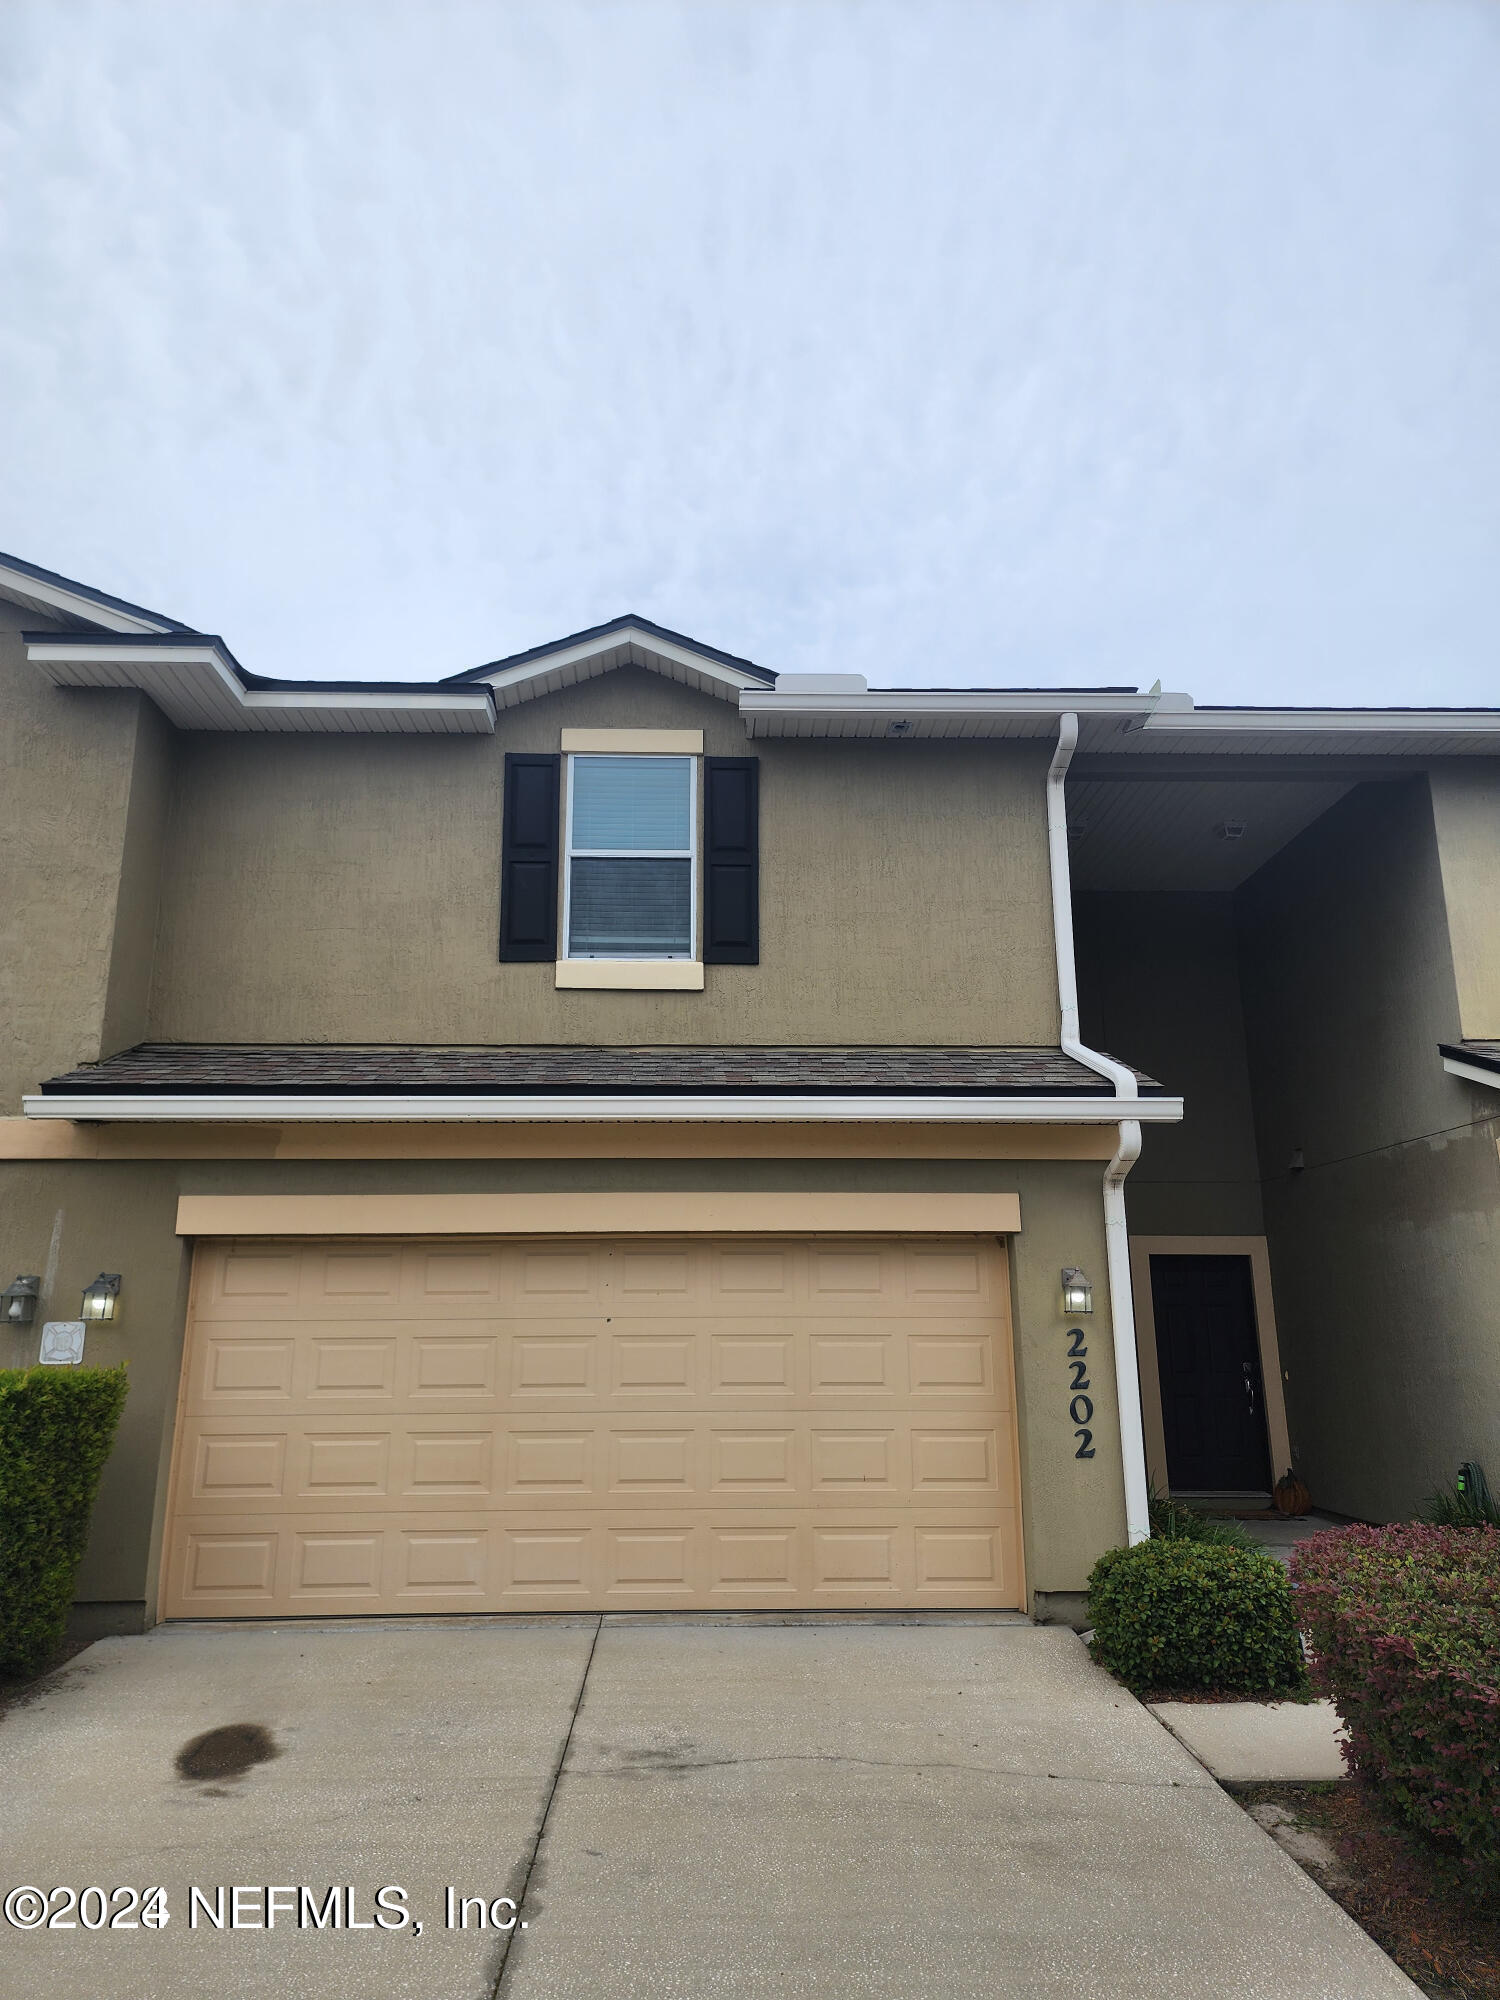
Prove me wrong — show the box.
[1290,1523,1500,1900]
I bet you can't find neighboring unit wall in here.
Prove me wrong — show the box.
[0,601,176,1113]
[146,668,1061,1047]
[1236,777,1500,1522]
[1074,891,1264,1236]
[1430,760,1500,1040]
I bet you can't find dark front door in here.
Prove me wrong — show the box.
[1150,1254,1271,1492]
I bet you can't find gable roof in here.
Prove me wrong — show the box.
[0,548,191,634]
[442,613,776,707]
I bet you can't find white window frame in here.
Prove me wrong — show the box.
[561,752,698,962]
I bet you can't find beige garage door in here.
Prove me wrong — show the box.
[162,1235,1022,1617]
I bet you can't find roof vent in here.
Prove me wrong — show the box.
[1213,820,1248,842]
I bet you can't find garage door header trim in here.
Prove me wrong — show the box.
[175,1192,1023,1237]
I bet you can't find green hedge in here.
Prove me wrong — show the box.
[1088,1537,1308,1695]
[1290,1524,1500,1901]
[0,1366,129,1675]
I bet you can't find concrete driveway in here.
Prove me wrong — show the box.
[1,1616,1417,1999]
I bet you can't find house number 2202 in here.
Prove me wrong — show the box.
[1066,1327,1095,1458]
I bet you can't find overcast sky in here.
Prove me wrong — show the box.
[2,1,1495,702]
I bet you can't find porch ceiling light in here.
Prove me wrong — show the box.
[2,1275,40,1326]
[1061,1267,1093,1317]
[80,1272,121,1323]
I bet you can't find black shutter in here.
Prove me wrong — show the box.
[703,757,759,965]
[499,753,561,962]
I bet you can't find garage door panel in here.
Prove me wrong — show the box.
[193,1333,298,1404]
[509,1330,599,1397]
[164,1237,1021,1615]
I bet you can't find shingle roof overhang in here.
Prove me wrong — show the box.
[23,631,496,735]
[1440,1042,1500,1090]
[0,549,190,632]
[26,1044,1178,1125]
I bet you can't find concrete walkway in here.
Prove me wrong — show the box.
[1150,1695,1349,1782]
[0,1618,1416,1999]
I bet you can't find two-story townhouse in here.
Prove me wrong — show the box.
[2,549,1497,1637]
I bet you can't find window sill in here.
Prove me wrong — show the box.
[554,960,705,991]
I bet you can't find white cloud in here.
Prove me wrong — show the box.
[1,0,1495,701]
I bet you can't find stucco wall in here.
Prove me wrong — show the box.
[1236,777,1500,1520]
[0,602,175,1113]
[0,1151,1123,1624]
[1075,891,1264,1237]
[146,668,1061,1046]
[1430,760,1500,1041]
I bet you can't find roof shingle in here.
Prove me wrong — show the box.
[39,1044,1161,1097]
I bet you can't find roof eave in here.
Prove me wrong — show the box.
[22,1090,1184,1124]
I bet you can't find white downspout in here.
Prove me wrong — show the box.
[1046,714,1151,1545]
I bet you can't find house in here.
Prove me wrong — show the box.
[2,549,1497,1637]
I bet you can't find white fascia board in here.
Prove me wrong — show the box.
[0,565,173,634]
[478,627,766,703]
[1441,1056,1500,1092]
[739,689,1166,723]
[22,1091,1185,1124]
[1144,709,1500,739]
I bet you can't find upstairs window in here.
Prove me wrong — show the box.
[563,754,695,959]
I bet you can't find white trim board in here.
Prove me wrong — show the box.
[24,1091,1185,1124]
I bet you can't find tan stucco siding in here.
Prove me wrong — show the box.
[0,604,172,1113]
[0,1152,1123,1620]
[1430,761,1500,1041]
[145,669,1061,1047]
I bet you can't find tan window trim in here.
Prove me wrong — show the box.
[554,960,705,990]
[560,728,703,753]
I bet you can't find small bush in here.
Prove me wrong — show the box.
[0,1366,129,1676]
[1088,1537,1308,1695]
[1420,1477,1500,1531]
[1148,1481,1256,1550]
[1290,1523,1500,1902]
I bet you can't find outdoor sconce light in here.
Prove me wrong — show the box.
[3,1276,40,1326]
[1061,1267,1093,1317]
[80,1273,122,1323]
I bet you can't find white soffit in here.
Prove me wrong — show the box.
[1441,1056,1500,1092]
[472,627,770,709]
[740,688,1500,755]
[739,689,1166,743]
[26,639,495,735]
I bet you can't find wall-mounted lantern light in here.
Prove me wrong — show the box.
[80,1273,122,1323]
[3,1276,40,1326]
[1061,1267,1093,1317]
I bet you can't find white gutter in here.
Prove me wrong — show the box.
[22,1090,1183,1124]
[1047,713,1152,1547]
